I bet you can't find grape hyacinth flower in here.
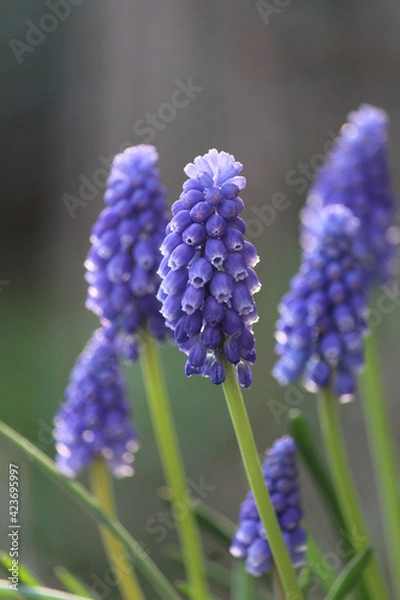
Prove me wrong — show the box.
[54,329,139,478]
[302,104,398,285]
[273,205,369,401]
[158,149,261,387]
[85,145,170,361]
[230,436,306,577]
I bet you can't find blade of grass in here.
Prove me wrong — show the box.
[0,553,41,587]
[0,421,181,600]
[158,487,236,545]
[359,334,400,598]
[318,389,387,599]
[53,567,93,598]
[160,489,272,591]
[174,580,220,600]
[324,549,372,600]
[162,546,272,600]
[288,410,346,532]
[0,580,89,600]
[161,483,338,598]
[231,561,255,600]
[89,458,145,600]
[305,529,336,593]
[163,545,231,590]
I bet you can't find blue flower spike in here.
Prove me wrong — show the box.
[54,329,139,478]
[273,204,369,402]
[85,145,170,360]
[230,436,306,577]
[302,104,398,285]
[158,149,261,387]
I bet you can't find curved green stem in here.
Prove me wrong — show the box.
[221,360,302,600]
[318,387,389,599]
[359,334,400,598]
[140,331,209,600]
[0,421,181,600]
[0,581,89,600]
[89,458,145,600]
[53,566,92,598]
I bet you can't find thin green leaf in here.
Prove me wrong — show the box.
[174,581,191,598]
[174,580,220,600]
[288,410,346,531]
[304,529,336,593]
[158,487,236,545]
[53,567,93,599]
[324,549,373,600]
[0,553,41,587]
[0,580,89,600]
[163,545,231,589]
[298,565,313,592]
[163,545,272,600]
[231,560,254,600]
[0,421,181,600]
[161,490,275,596]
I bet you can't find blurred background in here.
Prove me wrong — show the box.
[1,0,400,598]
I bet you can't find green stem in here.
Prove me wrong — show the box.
[0,421,181,600]
[305,529,336,593]
[53,566,93,598]
[89,457,145,600]
[318,387,389,599]
[0,581,89,600]
[221,360,302,600]
[288,410,346,533]
[140,331,209,600]
[0,553,41,587]
[359,334,400,598]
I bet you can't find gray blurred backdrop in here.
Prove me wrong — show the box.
[1,1,400,598]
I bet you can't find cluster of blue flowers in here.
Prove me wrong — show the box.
[230,436,306,576]
[273,105,397,399]
[273,205,369,400]
[51,105,399,590]
[158,149,261,387]
[302,105,398,285]
[54,329,139,478]
[85,145,170,361]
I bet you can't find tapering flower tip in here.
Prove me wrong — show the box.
[230,436,306,576]
[158,149,260,387]
[273,204,369,401]
[85,145,170,355]
[302,104,398,285]
[54,329,139,478]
